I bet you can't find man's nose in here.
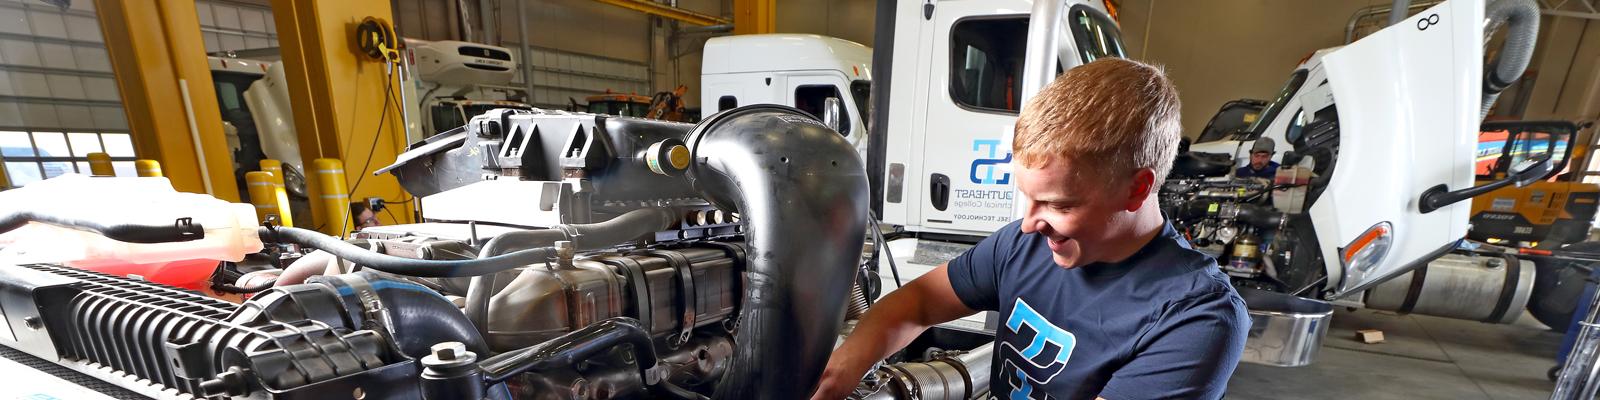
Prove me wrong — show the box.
[1020,208,1039,233]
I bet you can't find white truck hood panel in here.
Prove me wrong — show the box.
[1311,0,1482,297]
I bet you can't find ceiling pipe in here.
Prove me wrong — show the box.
[588,0,730,26]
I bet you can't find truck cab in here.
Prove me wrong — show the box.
[873,0,1122,237]
[700,34,873,154]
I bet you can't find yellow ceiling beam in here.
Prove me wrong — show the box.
[268,0,415,233]
[591,0,731,26]
[733,0,776,34]
[93,0,241,201]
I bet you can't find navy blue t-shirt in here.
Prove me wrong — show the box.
[1235,161,1279,179]
[948,220,1249,400]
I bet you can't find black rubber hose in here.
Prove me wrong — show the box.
[212,279,277,294]
[0,210,204,243]
[1235,204,1285,229]
[261,226,553,277]
[479,317,657,383]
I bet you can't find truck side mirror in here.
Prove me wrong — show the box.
[1419,120,1577,213]
[823,97,844,135]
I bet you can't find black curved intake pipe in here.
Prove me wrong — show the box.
[684,105,870,399]
[258,271,493,358]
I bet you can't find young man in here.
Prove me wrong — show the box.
[811,59,1249,400]
[1236,137,1279,179]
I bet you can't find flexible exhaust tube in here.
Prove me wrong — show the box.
[684,105,870,399]
[1481,0,1539,119]
[855,343,996,400]
[465,208,678,340]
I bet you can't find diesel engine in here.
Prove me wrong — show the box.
[0,106,992,399]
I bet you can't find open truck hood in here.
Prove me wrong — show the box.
[1311,0,1483,298]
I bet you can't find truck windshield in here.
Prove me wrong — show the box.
[1246,70,1310,138]
[1068,5,1125,63]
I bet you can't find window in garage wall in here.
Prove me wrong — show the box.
[195,0,277,54]
[0,0,132,188]
[1,130,135,186]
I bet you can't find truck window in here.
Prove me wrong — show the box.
[1247,70,1310,139]
[431,103,467,131]
[850,80,871,128]
[1068,5,1126,63]
[949,16,1028,113]
[795,85,849,136]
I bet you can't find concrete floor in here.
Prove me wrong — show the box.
[1226,308,1565,399]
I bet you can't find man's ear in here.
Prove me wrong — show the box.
[1124,168,1157,212]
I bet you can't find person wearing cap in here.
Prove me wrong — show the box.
[1236,137,1279,179]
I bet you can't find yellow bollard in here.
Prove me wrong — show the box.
[135,159,163,177]
[87,152,114,177]
[310,158,350,236]
[259,159,283,180]
[258,159,294,227]
[244,171,281,224]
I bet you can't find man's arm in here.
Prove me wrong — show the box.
[809,263,977,400]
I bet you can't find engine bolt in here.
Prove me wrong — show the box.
[432,342,466,362]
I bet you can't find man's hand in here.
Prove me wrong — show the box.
[810,358,870,400]
[808,264,977,400]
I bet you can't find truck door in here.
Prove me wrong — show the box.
[919,1,1123,235]
[917,10,1031,234]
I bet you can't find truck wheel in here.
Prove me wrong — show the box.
[1529,242,1600,331]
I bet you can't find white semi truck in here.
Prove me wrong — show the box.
[700,34,873,155]
[846,0,1548,368]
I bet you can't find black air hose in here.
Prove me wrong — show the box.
[0,210,204,243]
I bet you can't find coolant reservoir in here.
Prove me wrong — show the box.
[0,174,263,287]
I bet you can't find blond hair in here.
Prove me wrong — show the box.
[1013,58,1182,186]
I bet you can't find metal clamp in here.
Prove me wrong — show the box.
[644,249,696,346]
[697,242,746,332]
[597,255,654,335]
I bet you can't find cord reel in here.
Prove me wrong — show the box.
[355,17,400,64]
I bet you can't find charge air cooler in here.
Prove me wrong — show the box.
[0,263,442,399]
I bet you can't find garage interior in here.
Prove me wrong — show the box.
[0,0,1598,399]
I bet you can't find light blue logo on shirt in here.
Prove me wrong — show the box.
[1000,298,1076,400]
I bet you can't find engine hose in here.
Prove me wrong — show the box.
[466,208,678,342]
[260,226,554,278]
[651,381,711,400]
[212,278,277,294]
[0,210,205,243]
[1235,204,1285,229]
[846,280,871,321]
[1482,0,1539,118]
[479,317,658,383]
